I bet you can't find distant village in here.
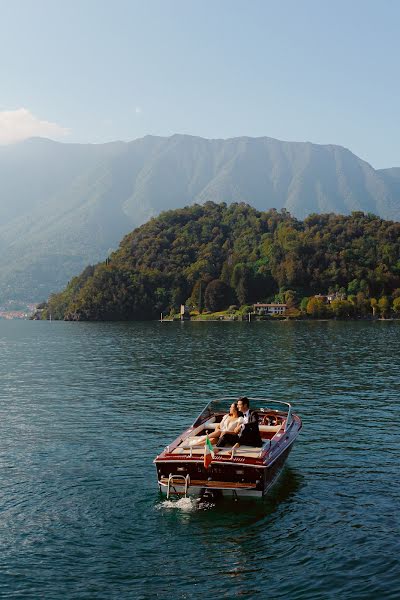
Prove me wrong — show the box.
[0,301,37,320]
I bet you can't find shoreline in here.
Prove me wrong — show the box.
[161,317,400,323]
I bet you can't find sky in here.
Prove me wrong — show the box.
[0,0,399,168]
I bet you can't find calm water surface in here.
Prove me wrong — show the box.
[0,320,399,599]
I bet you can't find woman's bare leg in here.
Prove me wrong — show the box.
[229,443,240,457]
[209,431,221,443]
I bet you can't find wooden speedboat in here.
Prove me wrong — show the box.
[154,397,302,499]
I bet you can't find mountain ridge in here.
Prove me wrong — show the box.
[0,134,399,302]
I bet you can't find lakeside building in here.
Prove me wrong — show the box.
[253,303,287,315]
[179,304,191,320]
[315,292,346,304]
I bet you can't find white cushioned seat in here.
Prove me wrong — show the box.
[203,421,218,430]
[258,424,281,432]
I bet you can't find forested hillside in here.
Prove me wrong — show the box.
[44,202,400,320]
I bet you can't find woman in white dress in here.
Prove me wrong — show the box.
[202,403,243,445]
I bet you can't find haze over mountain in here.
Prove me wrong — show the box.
[0,134,399,302]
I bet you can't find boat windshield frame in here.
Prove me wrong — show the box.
[192,397,293,430]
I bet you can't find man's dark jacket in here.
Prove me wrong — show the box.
[239,410,262,446]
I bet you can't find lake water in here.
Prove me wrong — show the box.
[0,319,399,599]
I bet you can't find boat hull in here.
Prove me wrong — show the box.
[157,440,295,499]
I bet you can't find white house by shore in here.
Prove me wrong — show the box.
[253,303,287,315]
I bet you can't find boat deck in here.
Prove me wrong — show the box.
[171,442,266,459]
[160,476,257,490]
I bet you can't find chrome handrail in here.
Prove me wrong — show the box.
[166,473,191,499]
[284,405,292,432]
[193,396,293,427]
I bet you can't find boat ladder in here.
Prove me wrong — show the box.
[166,473,190,499]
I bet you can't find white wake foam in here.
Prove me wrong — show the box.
[157,497,198,512]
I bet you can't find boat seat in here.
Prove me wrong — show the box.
[172,437,205,454]
[174,437,267,458]
[258,424,281,432]
[203,422,218,430]
[201,423,281,433]
[205,423,280,432]
[215,445,264,458]
[202,415,281,433]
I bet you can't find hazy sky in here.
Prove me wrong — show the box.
[1,0,399,167]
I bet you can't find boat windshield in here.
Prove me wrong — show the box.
[192,397,292,427]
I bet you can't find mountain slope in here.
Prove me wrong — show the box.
[0,134,399,301]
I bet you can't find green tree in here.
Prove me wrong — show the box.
[355,292,370,317]
[300,297,309,313]
[187,278,212,312]
[347,294,357,306]
[347,279,360,295]
[378,296,390,318]
[283,289,297,308]
[330,299,353,318]
[392,297,400,314]
[370,298,379,317]
[306,297,326,318]
[204,279,231,312]
[231,263,250,305]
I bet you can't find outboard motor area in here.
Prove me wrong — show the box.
[199,487,223,503]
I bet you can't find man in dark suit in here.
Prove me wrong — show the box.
[216,397,262,448]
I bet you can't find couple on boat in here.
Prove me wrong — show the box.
[207,397,262,450]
